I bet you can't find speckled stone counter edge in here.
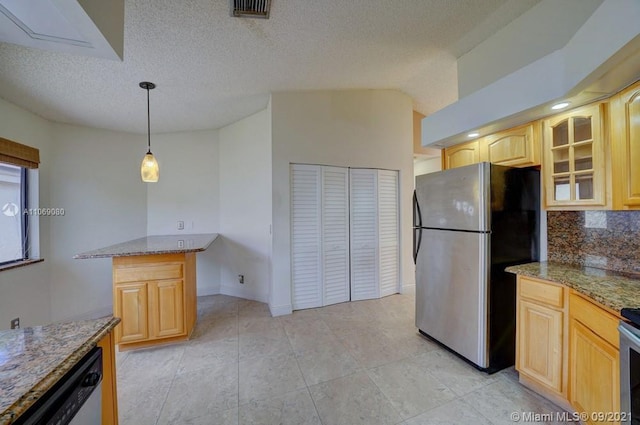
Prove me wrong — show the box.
[75,247,209,259]
[73,233,218,259]
[0,317,120,425]
[506,262,640,313]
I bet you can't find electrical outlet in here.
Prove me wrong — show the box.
[177,220,184,230]
[238,274,244,284]
[177,240,184,249]
[10,318,20,329]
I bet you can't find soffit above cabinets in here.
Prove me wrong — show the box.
[422,0,640,148]
[0,0,123,60]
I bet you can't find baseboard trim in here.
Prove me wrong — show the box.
[269,303,293,317]
[220,284,268,303]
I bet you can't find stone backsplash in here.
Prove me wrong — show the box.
[547,210,640,275]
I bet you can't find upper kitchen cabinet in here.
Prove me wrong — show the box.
[443,140,479,169]
[542,103,608,209]
[479,123,540,167]
[612,80,640,209]
[444,123,540,170]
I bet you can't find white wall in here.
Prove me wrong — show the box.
[48,123,147,322]
[146,130,221,296]
[218,108,272,303]
[0,98,52,328]
[270,90,414,316]
[457,0,603,97]
[413,157,441,177]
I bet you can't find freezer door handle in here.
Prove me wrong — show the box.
[413,190,422,228]
[413,190,423,265]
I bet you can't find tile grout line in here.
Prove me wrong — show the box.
[152,346,186,425]
[362,364,409,423]
[282,316,325,425]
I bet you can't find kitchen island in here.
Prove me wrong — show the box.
[0,317,120,425]
[75,233,218,351]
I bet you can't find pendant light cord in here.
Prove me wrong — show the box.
[146,86,151,154]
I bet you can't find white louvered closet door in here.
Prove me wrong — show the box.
[291,164,323,309]
[321,167,350,306]
[349,169,379,301]
[377,170,400,297]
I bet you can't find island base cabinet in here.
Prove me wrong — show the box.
[149,279,185,338]
[113,253,196,351]
[114,282,148,343]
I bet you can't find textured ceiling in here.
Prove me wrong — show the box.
[0,0,540,134]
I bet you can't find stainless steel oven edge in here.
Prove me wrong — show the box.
[619,321,640,425]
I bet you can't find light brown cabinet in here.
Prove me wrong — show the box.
[569,292,621,425]
[516,277,567,400]
[97,331,119,425]
[515,277,624,420]
[444,123,540,170]
[542,103,609,209]
[114,282,148,343]
[479,123,540,167]
[113,253,196,350]
[149,279,185,338]
[443,140,479,169]
[612,80,640,209]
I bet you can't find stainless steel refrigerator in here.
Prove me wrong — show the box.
[413,162,539,373]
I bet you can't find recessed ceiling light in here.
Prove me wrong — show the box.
[551,102,570,110]
[467,132,479,138]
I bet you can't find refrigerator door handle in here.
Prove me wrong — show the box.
[413,227,423,265]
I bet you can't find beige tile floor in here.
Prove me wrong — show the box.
[116,293,570,425]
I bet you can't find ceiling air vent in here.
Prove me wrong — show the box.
[231,0,270,18]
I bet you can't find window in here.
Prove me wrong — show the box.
[0,137,39,267]
[0,164,27,264]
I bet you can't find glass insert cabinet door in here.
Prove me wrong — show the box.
[543,103,606,208]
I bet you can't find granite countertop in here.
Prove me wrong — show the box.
[74,233,219,259]
[506,261,640,313]
[0,316,120,425]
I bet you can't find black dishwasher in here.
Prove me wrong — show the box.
[14,347,102,425]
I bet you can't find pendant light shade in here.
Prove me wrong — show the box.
[141,152,159,182]
[140,81,159,183]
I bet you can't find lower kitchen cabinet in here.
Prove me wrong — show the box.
[516,276,567,400]
[569,292,621,424]
[149,279,185,338]
[113,253,196,350]
[515,277,622,421]
[97,330,119,425]
[114,282,148,343]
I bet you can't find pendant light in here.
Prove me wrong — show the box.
[139,81,159,182]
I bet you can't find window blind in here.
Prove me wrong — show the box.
[0,137,40,169]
